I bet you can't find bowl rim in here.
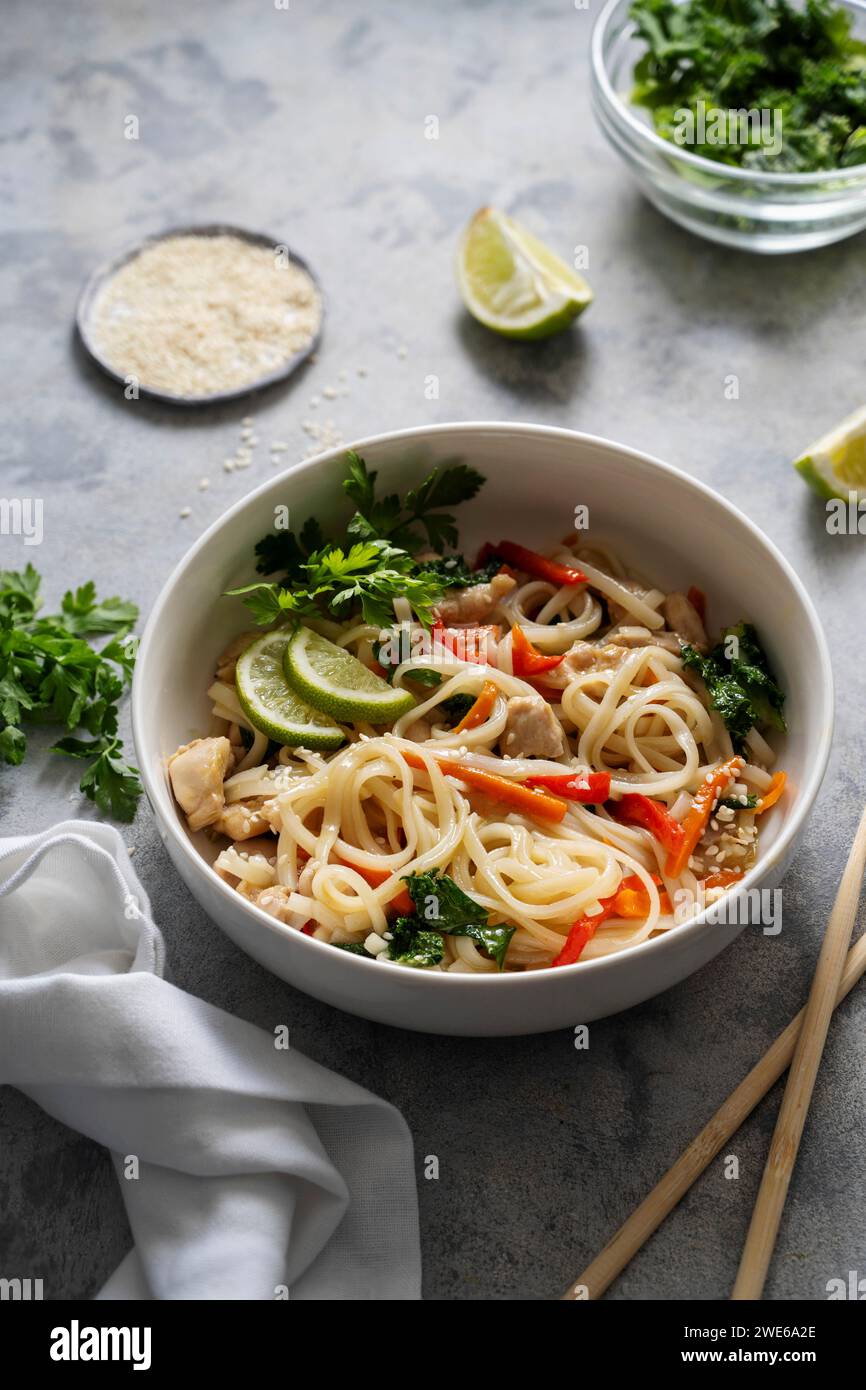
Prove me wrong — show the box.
[591,0,866,189]
[132,420,834,992]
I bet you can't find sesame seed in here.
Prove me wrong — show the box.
[198,477,210,491]
[179,507,191,518]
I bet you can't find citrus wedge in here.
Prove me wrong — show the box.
[235,631,345,749]
[794,404,866,502]
[456,206,592,340]
[283,626,415,724]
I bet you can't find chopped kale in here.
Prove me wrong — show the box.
[421,554,505,588]
[629,0,866,172]
[682,622,786,751]
[386,918,446,967]
[441,692,477,720]
[399,869,515,969]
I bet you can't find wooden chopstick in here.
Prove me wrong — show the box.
[731,804,866,1299]
[561,811,866,1302]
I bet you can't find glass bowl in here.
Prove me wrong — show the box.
[590,0,866,253]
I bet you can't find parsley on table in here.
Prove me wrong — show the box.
[0,565,142,821]
[234,451,487,630]
[630,0,866,172]
[681,622,786,751]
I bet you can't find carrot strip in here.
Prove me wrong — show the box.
[756,770,787,814]
[335,857,414,914]
[453,679,499,733]
[665,755,745,879]
[701,868,744,891]
[402,750,567,823]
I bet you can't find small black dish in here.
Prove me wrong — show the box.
[75,223,325,407]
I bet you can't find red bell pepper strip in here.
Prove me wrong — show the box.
[495,540,587,588]
[609,792,686,858]
[510,622,565,677]
[552,872,671,965]
[552,912,606,965]
[666,755,745,878]
[525,770,611,803]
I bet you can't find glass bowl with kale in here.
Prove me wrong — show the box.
[590,0,866,252]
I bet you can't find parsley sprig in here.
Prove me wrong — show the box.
[0,565,142,821]
[232,451,486,630]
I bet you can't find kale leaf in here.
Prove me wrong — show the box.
[682,622,786,751]
[399,869,516,969]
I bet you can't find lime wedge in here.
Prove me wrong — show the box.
[284,626,415,723]
[235,631,345,749]
[456,206,592,340]
[794,404,866,501]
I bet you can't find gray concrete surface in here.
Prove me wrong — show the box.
[1,0,865,1302]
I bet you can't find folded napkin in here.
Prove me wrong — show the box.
[0,821,421,1300]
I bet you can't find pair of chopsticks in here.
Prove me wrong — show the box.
[561,805,866,1302]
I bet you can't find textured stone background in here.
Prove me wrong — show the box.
[1,0,864,1301]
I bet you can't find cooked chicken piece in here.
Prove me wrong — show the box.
[168,737,232,831]
[236,882,298,925]
[607,625,682,654]
[663,592,708,652]
[562,641,630,674]
[501,694,566,759]
[213,797,272,841]
[434,572,516,625]
[230,835,277,861]
[227,722,246,759]
[215,630,259,682]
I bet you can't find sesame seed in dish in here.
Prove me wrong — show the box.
[88,233,322,399]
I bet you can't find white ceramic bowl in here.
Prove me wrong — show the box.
[133,423,833,1035]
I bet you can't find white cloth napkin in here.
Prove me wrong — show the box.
[0,821,421,1300]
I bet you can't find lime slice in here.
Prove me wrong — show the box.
[456,206,593,340]
[235,631,345,749]
[794,404,866,502]
[284,626,416,723]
